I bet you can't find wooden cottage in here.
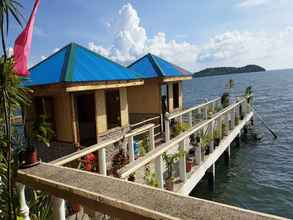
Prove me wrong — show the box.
[127,53,192,125]
[24,43,144,161]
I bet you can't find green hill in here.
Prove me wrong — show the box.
[193,65,266,78]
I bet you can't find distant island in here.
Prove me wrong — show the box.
[193,65,266,77]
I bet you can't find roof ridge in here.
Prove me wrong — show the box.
[148,54,165,77]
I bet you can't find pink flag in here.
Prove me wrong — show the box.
[13,0,40,76]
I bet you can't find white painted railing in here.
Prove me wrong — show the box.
[118,96,252,191]
[164,97,221,142]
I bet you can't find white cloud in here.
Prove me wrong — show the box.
[88,3,293,71]
[237,0,270,8]
[88,3,198,69]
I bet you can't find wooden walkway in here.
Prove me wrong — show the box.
[17,163,286,220]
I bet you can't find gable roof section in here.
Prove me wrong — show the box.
[24,43,143,87]
[127,53,192,79]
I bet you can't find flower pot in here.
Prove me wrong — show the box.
[128,175,135,182]
[71,203,81,213]
[21,149,40,168]
[205,146,210,155]
[214,138,220,147]
[165,178,174,191]
[186,158,193,172]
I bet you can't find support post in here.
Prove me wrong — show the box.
[52,196,66,220]
[188,111,193,127]
[149,127,155,150]
[128,136,135,162]
[224,145,231,165]
[208,163,215,192]
[98,148,107,175]
[195,145,201,165]
[179,138,188,182]
[204,106,208,120]
[17,183,30,220]
[164,116,170,142]
[155,155,164,189]
[208,122,214,154]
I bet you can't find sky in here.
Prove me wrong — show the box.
[6,0,293,72]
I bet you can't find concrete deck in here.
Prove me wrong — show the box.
[17,163,286,220]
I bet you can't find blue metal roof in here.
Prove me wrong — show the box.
[128,53,192,79]
[24,43,143,87]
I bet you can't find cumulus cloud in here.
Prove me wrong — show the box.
[88,3,293,71]
[88,3,198,69]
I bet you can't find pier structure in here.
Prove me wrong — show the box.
[118,95,253,195]
[14,43,285,219]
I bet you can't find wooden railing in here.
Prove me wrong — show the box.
[118,96,252,191]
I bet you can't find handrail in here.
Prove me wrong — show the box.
[118,98,248,178]
[50,135,123,166]
[130,115,161,128]
[167,97,221,120]
[125,123,154,138]
[50,123,155,166]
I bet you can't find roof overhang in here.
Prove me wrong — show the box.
[30,80,144,96]
[162,75,192,83]
[65,80,144,92]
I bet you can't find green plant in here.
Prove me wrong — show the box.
[144,169,159,187]
[162,149,185,180]
[222,123,227,136]
[213,127,221,140]
[30,115,54,148]
[174,122,190,136]
[245,86,252,96]
[28,190,52,220]
[139,137,150,157]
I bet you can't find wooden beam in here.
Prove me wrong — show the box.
[162,76,192,83]
[66,80,144,92]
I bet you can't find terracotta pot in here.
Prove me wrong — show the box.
[21,149,40,168]
[71,203,81,213]
[165,179,174,191]
[214,138,220,147]
[186,159,193,172]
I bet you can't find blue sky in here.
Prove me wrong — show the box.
[6,0,293,71]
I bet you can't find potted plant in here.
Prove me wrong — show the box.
[222,123,228,137]
[21,115,54,168]
[201,133,212,155]
[213,128,221,147]
[173,122,190,136]
[186,156,193,172]
[144,168,159,187]
[128,172,136,182]
[112,148,129,177]
[162,150,184,191]
[235,116,240,126]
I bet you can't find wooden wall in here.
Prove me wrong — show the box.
[119,87,129,127]
[127,79,162,114]
[53,93,74,142]
[95,90,108,134]
[167,81,183,113]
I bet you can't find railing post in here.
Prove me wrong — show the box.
[52,196,66,220]
[155,155,164,189]
[128,136,135,162]
[188,111,193,127]
[98,148,107,175]
[149,127,155,151]
[204,106,208,120]
[179,138,188,182]
[178,115,183,124]
[164,113,170,142]
[208,122,214,153]
[17,183,30,220]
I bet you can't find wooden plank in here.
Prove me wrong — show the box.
[66,80,144,92]
[162,76,192,82]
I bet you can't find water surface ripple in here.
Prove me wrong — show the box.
[183,69,293,219]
